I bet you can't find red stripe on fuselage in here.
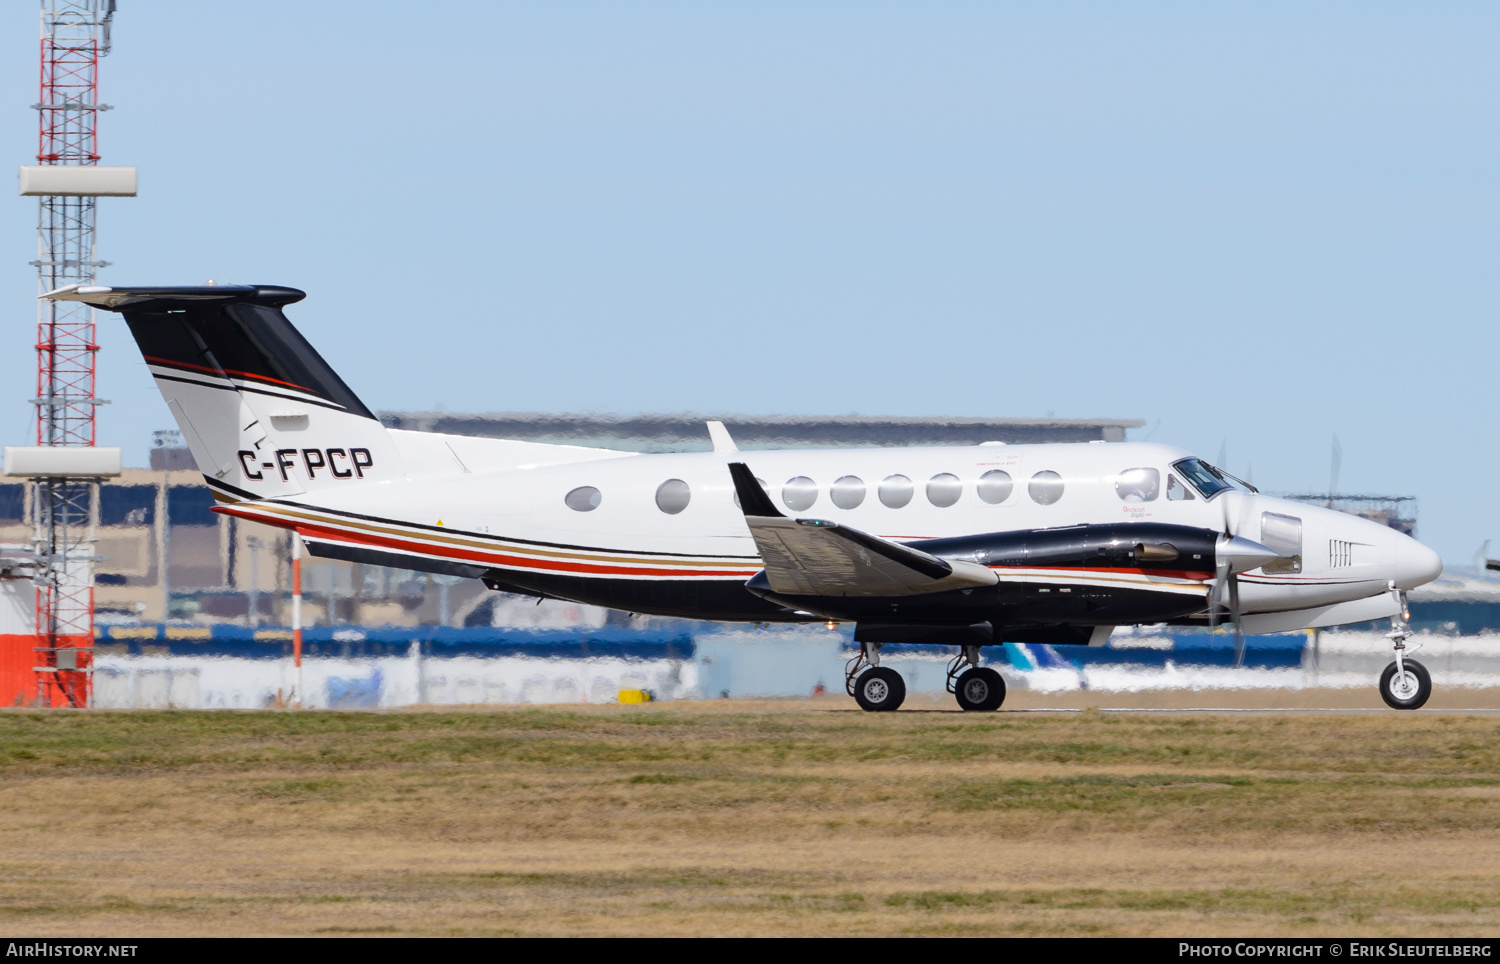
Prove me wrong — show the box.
[215,505,761,579]
[213,506,1210,586]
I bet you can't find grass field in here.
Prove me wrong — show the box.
[2,700,1500,936]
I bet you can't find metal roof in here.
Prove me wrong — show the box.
[377,412,1145,453]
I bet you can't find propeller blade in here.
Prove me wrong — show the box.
[1208,552,1229,628]
[1209,490,1235,631]
[1230,573,1245,667]
[1213,490,1258,662]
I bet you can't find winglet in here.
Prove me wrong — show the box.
[728,462,781,517]
[706,420,738,454]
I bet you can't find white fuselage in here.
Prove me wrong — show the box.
[230,438,1440,624]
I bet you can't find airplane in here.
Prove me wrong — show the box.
[45,283,1445,712]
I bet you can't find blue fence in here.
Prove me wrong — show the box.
[861,631,1307,669]
[95,622,698,660]
[94,622,1306,669]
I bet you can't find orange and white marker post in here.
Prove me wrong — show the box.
[291,534,303,708]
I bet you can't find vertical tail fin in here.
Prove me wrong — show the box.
[44,284,404,502]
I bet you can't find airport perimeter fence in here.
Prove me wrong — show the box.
[72,621,1500,710]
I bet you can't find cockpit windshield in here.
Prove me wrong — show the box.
[1171,458,1250,500]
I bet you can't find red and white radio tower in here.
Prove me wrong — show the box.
[21,0,132,706]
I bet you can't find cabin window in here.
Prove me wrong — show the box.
[1260,512,1302,574]
[879,475,913,508]
[1028,470,1064,505]
[565,486,601,511]
[1115,467,1160,503]
[1166,474,1194,501]
[977,470,1013,505]
[782,476,818,512]
[732,477,769,509]
[831,475,866,510]
[926,473,962,508]
[655,479,691,514]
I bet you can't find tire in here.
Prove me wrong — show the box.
[954,667,1005,712]
[853,667,906,712]
[1379,659,1431,710]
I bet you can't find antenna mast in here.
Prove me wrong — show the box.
[28,0,118,707]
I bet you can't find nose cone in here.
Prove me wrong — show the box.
[1217,534,1283,574]
[1395,538,1443,591]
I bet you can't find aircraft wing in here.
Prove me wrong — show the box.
[728,462,999,597]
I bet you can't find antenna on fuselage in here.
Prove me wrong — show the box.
[706,420,738,455]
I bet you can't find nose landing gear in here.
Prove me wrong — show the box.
[847,642,906,712]
[1381,601,1430,710]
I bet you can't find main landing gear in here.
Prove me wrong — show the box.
[947,645,1005,712]
[1381,606,1431,711]
[844,643,1006,713]
[846,642,905,712]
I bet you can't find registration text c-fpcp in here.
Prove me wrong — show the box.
[238,448,373,481]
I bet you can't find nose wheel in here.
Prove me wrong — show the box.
[1380,659,1431,710]
[1380,598,1430,710]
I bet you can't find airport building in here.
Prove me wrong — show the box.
[378,411,1144,451]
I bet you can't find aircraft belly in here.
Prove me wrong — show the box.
[490,570,799,622]
[476,569,1205,628]
[677,576,1204,628]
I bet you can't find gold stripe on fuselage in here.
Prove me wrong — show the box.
[231,501,759,571]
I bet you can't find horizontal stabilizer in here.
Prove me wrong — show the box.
[42,283,305,311]
[728,461,998,598]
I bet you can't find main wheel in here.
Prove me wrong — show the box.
[955,667,1005,712]
[1380,659,1431,710]
[853,667,906,712]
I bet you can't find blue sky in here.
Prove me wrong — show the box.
[3,2,1497,562]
